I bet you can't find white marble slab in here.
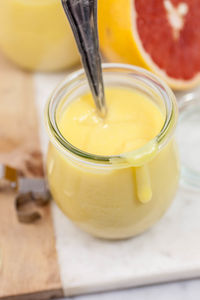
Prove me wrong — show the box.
[59,278,200,300]
[34,73,200,297]
[52,188,200,296]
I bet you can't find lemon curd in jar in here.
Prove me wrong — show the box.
[46,65,179,239]
[0,0,79,71]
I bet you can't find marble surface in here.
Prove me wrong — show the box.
[51,187,200,297]
[34,73,200,298]
[59,279,200,300]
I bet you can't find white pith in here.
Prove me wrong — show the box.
[164,0,188,39]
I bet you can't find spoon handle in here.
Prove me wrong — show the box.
[61,0,106,116]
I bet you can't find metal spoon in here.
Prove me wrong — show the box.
[61,0,107,117]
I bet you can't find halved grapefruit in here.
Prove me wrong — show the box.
[98,0,200,89]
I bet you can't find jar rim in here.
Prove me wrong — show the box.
[45,63,178,168]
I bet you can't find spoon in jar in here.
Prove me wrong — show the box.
[61,0,107,117]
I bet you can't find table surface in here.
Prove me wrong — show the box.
[58,279,200,300]
[34,72,200,299]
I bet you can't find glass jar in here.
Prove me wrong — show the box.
[45,63,179,239]
[176,90,200,190]
[0,0,80,71]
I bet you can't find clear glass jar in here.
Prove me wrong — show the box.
[45,63,179,239]
[176,90,200,190]
[0,0,80,71]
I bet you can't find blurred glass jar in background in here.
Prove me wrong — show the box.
[0,0,80,71]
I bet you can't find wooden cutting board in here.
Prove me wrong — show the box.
[0,53,63,300]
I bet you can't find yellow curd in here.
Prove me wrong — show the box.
[0,0,79,71]
[46,78,179,239]
[59,89,164,156]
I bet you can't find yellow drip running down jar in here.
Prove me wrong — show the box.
[0,0,80,71]
[45,64,179,240]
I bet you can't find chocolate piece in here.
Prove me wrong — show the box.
[16,178,51,223]
[0,164,51,223]
[15,192,41,223]
[18,177,51,205]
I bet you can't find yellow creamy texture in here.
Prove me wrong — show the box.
[47,86,179,239]
[58,88,164,156]
[0,0,79,71]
